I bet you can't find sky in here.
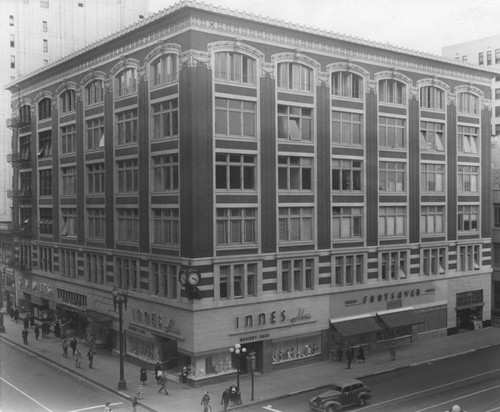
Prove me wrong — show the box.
[149,0,500,56]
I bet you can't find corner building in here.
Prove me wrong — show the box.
[6,1,494,384]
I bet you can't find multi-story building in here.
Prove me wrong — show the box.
[2,0,150,222]
[5,1,494,383]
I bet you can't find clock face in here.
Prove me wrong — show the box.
[187,271,200,286]
[178,270,187,286]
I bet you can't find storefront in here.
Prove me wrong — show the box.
[456,290,485,331]
[15,272,56,320]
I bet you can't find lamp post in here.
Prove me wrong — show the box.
[247,351,256,401]
[112,287,128,390]
[229,343,246,391]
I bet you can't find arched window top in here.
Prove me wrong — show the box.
[456,90,481,116]
[18,103,31,125]
[58,89,76,114]
[328,63,368,99]
[418,79,449,111]
[55,81,77,96]
[328,62,369,79]
[111,58,139,98]
[374,70,412,86]
[110,57,139,77]
[273,53,319,93]
[81,70,106,88]
[145,43,181,87]
[145,42,181,64]
[37,96,52,121]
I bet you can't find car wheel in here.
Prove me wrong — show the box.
[358,396,367,406]
[327,406,337,412]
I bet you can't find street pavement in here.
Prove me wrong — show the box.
[2,315,500,412]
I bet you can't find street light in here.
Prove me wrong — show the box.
[229,343,246,391]
[112,287,128,390]
[247,351,256,401]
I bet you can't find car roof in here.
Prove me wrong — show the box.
[332,378,364,387]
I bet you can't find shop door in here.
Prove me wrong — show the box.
[160,339,178,369]
[242,341,263,374]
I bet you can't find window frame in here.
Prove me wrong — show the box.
[214,51,257,85]
[331,71,363,99]
[278,206,314,243]
[277,104,313,142]
[378,206,407,237]
[332,206,363,240]
[378,79,407,105]
[277,156,313,191]
[215,153,256,191]
[277,61,313,93]
[331,111,363,146]
[420,205,445,235]
[216,207,257,247]
[150,53,178,87]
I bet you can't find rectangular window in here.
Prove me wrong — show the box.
[87,162,105,194]
[9,15,14,26]
[379,117,406,149]
[277,62,312,92]
[39,208,53,235]
[378,206,406,237]
[478,52,484,65]
[457,126,479,154]
[334,254,364,286]
[495,107,500,117]
[42,21,47,32]
[85,253,105,285]
[38,246,53,272]
[60,124,76,155]
[280,258,314,292]
[20,171,32,197]
[86,117,104,150]
[332,111,362,145]
[487,50,492,65]
[60,165,77,196]
[332,159,362,192]
[87,208,105,239]
[380,251,407,280]
[152,208,179,245]
[10,34,15,48]
[216,153,256,190]
[220,266,229,299]
[152,99,178,139]
[38,130,52,158]
[43,39,48,52]
[457,205,479,232]
[60,249,77,278]
[218,263,258,299]
[496,89,500,100]
[116,109,137,145]
[494,204,500,228]
[10,55,15,69]
[115,257,138,290]
[421,163,445,193]
[420,121,445,152]
[117,158,138,193]
[278,207,313,242]
[458,245,481,271]
[38,98,51,120]
[61,208,77,237]
[278,156,312,190]
[150,54,178,86]
[20,207,32,233]
[458,165,479,193]
[379,161,406,192]
[216,208,257,246]
[215,98,256,138]
[152,154,179,192]
[39,169,52,196]
[115,68,137,96]
[421,205,445,235]
[85,80,104,106]
[278,105,313,141]
[214,52,256,85]
[117,208,139,242]
[422,248,446,276]
[59,90,75,113]
[151,262,177,298]
[332,207,363,239]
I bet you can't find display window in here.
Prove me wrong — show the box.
[272,333,321,364]
[127,334,158,363]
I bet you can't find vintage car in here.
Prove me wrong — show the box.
[309,378,372,411]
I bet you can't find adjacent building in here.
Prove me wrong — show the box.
[5,1,494,383]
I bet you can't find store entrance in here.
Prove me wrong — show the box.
[239,341,263,374]
[457,306,483,332]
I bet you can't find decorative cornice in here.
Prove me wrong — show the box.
[207,40,265,62]
[326,61,370,79]
[416,77,451,93]
[34,90,53,103]
[80,70,107,88]
[109,57,140,76]
[271,51,321,71]
[454,84,485,98]
[55,81,78,95]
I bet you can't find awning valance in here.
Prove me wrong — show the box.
[377,308,423,329]
[330,316,383,337]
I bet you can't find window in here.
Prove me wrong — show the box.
[116,109,137,145]
[117,208,139,242]
[332,159,362,192]
[115,68,137,96]
[151,262,177,298]
[61,166,77,196]
[38,246,52,272]
[43,39,48,52]
[379,117,406,149]
[87,208,105,239]
[420,121,445,152]
[420,86,445,110]
[495,204,500,228]
[332,207,362,239]
[458,165,479,193]
[39,169,52,196]
[214,51,256,85]
[85,253,105,285]
[10,34,15,48]
[421,205,445,234]
[215,98,256,138]
[115,257,138,290]
[331,72,363,99]
[457,126,479,154]
[457,93,479,115]
[478,52,484,65]
[10,55,15,69]
[458,245,481,271]
[216,208,257,246]
[86,117,104,150]
[38,98,51,120]
[20,172,32,197]
[19,105,31,125]
[85,79,104,106]
[218,263,257,299]
[9,15,14,26]
[38,130,52,158]
[279,207,313,242]
[61,208,77,237]
[152,99,178,139]
[379,79,406,104]
[278,105,313,141]
[278,156,312,190]
[496,49,500,64]
[457,205,479,232]
[60,124,76,155]
[20,135,31,161]
[216,153,256,190]
[281,259,314,292]
[152,208,179,245]
[117,158,138,193]
[487,50,492,65]
[334,254,363,286]
[42,21,47,32]
[421,163,445,193]
[60,249,77,278]
[496,89,500,100]
[152,154,179,192]
[39,208,53,235]
[332,111,362,145]
[59,90,75,113]
[380,251,407,280]
[40,0,49,8]
[87,162,105,194]
[379,161,406,192]
[495,107,500,118]
[422,248,446,276]
[277,62,312,92]
[150,54,178,86]
[20,207,32,232]
[379,206,406,237]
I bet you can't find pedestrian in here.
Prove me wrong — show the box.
[23,316,29,330]
[201,391,211,412]
[390,342,397,361]
[54,321,60,338]
[181,366,189,389]
[346,345,354,369]
[34,324,40,340]
[103,402,112,412]
[14,308,19,323]
[158,372,169,395]
[357,345,366,363]
[22,328,28,345]
[75,349,82,368]
[140,364,148,385]
[154,362,162,384]
[62,339,69,357]
[87,350,94,369]
[70,337,77,356]
[221,386,230,410]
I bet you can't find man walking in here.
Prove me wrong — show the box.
[62,339,69,358]
[34,324,40,340]
[158,372,169,395]
[70,337,77,356]
[201,391,211,412]
[22,328,28,345]
[346,345,354,369]
[87,350,94,369]
[75,349,82,368]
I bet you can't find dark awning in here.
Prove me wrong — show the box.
[377,309,424,329]
[330,316,383,337]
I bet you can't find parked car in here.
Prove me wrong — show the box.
[309,378,372,411]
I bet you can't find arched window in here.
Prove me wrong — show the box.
[379,79,406,105]
[115,67,137,97]
[19,104,31,125]
[420,86,445,110]
[150,54,178,86]
[59,89,75,113]
[332,72,363,99]
[214,51,256,85]
[38,97,51,120]
[457,92,479,115]
[277,62,312,92]
[85,79,104,106]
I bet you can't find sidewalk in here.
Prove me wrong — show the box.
[2,315,500,412]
